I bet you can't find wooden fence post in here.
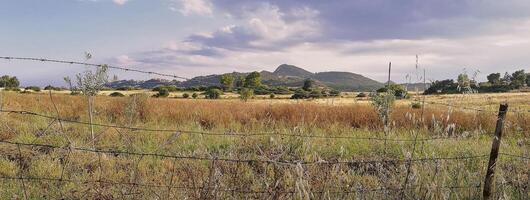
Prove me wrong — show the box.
[483,103,508,199]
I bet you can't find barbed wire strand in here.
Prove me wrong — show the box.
[0,140,489,166]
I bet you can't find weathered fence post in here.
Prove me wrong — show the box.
[482,103,508,199]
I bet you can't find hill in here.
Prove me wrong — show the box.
[107,64,384,91]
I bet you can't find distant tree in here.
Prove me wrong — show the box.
[244,72,262,88]
[182,93,190,98]
[302,78,314,91]
[235,75,246,88]
[109,92,125,97]
[487,73,501,85]
[526,74,530,86]
[457,73,471,90]
[510,70,526,89]
[239,88,254,102]
[424,79,458,95]
[192,93,198,99]
[501,72,512,85]
[0,75,20,88]
[220,74,235,91]
[204,88,223,99]
[25,86,41,92]
[269,93,275,99]
[154,88,169,98]
[377,84,408,99]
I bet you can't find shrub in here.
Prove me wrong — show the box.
[109,92,125,97]
[291,89,310,99]
[117,86,137,91]
[377,84,408,99]
[269,93,275,99]
[329,90,341,97]
[192,93,198,99]
[25,86,41,92]
[44,85,63,91]
[154,88,170,98]
[239,88,254,102]
[411,102,422,109]
[356,92,368,98]
[182,93,190,98]
[204,88,222,99]
[153,86,180,92]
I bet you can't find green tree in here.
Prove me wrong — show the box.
[239,88,254,102]
[487,73,501,85]
[182,93,190,98]
[192,93,198,99]
[235,75,246,88]
[204,88,223,99]
[457,73,473,93]
[244,72,261,88]
[0,75,20,88]
[302,78,314,91]
[510,70,526,89]
[220,74,235,91]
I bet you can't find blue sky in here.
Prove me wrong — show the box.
[1,0,530,86]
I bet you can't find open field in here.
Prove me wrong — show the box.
[0,91,528,199]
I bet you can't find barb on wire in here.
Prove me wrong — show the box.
[0,109,459,142]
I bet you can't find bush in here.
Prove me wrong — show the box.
[24,86,41,92]
[356,92,368,98]
[239,88,254,102]
[182,93,190,98]
[44,85,63,91]
[411,102,422,109]
[153,86,180,92]
[291,89,310,99]
[153,88,170,98]
[192,93,198,99]
[204,88,222,99]
[269,93,275,99]
[329,90,341,97]
[377,84,408,99]
[109,92,125,97]
[117,86,137,91]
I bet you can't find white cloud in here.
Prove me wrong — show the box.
[177,0,213,16]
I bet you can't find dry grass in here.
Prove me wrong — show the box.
[0,91,528,199]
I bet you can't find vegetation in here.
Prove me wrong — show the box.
[376,84,408,99]
[425,69,527,94]
[44,85,63,91]
[0,75,20,89]
[220,74,235,91]
[24,86,41,92]
[204,88,223,99]
[109,92,125,97]
[153,88,170,98]
[0,92,527,199]
[182,93,190,98]
[239,88,254,102]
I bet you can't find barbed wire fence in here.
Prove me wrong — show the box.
[0,56,528,199]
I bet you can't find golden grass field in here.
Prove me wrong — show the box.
[0,90,528,199]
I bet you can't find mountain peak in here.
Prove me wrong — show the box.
[273,64,314,78]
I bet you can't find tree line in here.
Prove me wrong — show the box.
[425,69,528,94]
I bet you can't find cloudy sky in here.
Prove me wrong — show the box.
[1,0,529,86]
